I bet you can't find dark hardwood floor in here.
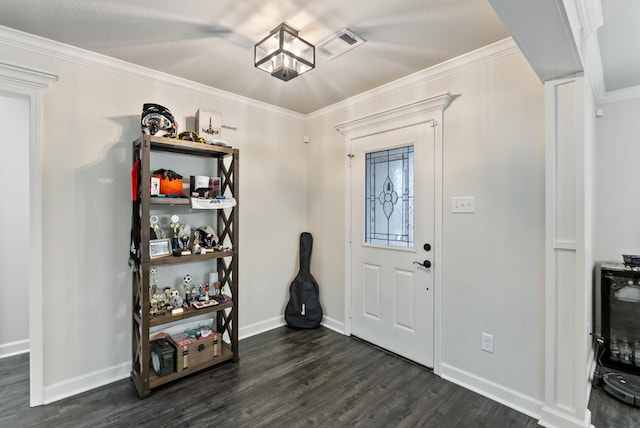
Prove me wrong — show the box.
[588,370,640,428]
[2,326,630,427]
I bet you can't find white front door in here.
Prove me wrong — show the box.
[349,121,435,367]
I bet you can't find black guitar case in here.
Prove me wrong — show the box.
[285,232,323,329]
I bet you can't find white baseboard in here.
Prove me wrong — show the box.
[43,362,130,405]
[320,316,345,334]
[538,406,592,428]
[39,316,346,404]
[537,355,594,428]
[38,318,287,405]
[239,316,287,340]
[440,362,543,421]
[441,363,591,427]
[239,315,346,340]
[0,338,29,359]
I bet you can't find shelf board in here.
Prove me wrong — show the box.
[135,134,236,157]
[146,250,234,266]
[149,197,237,209]
[149,299,234,328]
[149,197,190,206]
[148,344,234,389]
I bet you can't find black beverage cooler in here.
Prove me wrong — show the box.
[595,262,640,375]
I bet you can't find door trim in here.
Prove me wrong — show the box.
[0,61,58,406]
[336,92,457,374]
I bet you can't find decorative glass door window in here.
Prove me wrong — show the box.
[365,145,414,247]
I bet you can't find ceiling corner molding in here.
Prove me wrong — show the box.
[0,60,58,89]
[335,92,457,139]
[0,25,306,121]
[597,84,640,104]
[562,0,609,102]
[309,38,517,121]
[565,0,640,104]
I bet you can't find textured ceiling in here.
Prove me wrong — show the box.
[0,0,510,114]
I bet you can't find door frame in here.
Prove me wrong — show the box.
[0,61,58,406]
[335,92,456,375]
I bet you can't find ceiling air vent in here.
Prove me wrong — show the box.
[318,28,366,60]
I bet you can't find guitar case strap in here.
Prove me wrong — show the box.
[128,158,141,272]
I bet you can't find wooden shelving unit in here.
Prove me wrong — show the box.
[130,134,239,398]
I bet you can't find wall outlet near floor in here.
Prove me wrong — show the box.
[452,196,475,213]
[481,332,494,353]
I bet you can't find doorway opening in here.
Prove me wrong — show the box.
[0,61,58,406]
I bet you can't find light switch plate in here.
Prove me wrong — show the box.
[481,332,494,353]
[452,196,475,213]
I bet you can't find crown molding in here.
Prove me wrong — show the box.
[564,0,640,103]
[0,24,526,122]
[308,38,519,120]
[563,0,606,100]
[0,60,57,89]
[598,84,640,104]
[0,25,306,121]
[335,92,457,139]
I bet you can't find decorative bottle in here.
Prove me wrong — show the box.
[621,338,633,364]
[610,336,620,361]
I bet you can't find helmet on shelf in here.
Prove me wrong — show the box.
[141,103,178,137]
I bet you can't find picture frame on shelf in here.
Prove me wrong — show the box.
[196,109,221,143]
[150,238,172,259]
[150,176,160,196]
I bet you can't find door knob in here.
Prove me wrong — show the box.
[413,260,431,268]
[423,243,431,251]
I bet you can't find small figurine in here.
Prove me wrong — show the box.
[192,229,202,254]
[214,282,228,303]
[170,289,183,309]
[150,292,167,316]
[170,215,180,250]
[198,226,218,252]
[150,267,158,296]
[178,223,192,255]
[179,235,189,253]
[191,286,200,301]
[182,275,192,302]
[150,215,165,239]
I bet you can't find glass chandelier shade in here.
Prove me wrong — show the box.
[254,23,315,82]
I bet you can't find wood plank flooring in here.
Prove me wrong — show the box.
[588,370,640,428]
[2,326,607,427]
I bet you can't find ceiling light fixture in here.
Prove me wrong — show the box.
[254,23,315,82]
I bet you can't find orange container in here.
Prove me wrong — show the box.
[154,174,183,195]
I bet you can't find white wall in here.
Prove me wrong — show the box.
[440,53,545,407]
[594,97,640,261]
[0,91,30,357]
[307,41,546,416]
[0,29,307,402]
[0,26,554,417]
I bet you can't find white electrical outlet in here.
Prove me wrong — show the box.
[452,196,475,213]
[481,332,494,353]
